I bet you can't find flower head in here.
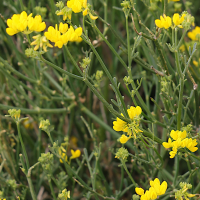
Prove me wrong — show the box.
[6,11,46,36]
[188,26,200,41]
[136,178,167,200]
[58,189,70,200]
[119,134,130,144]
[45,23,82,48]
[155,14,172,29]
[70,149,81,159]
[113,106,142,143]
[8,109,21,120]
[162,129,198,158]
[172,13,186,28]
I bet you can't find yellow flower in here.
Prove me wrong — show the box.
[162,138,172,148]
[150,178,168,196]
[119,134,130,144]
[135,187,144,195]
[172,13,186,28]
[67,0,84,13]
[137,178,167,200]
[6,11,46,36]
[163,129,198,158]
[70,149,81,159]
[170,130,187,141]
[113,106,142,139]
[188,26,200,41]
[45,23,82,48]
[58,189,70,200]
[155,14,172,29]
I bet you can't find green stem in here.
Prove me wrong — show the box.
[194,89,199,128]
[173,156,179,186]
[49,179,57,200]
[163,0,168,15]
[177,78,184,130]
[176,29,188,50]
[17,122,30,170]
[82,35,129,118]
[175,28,183,79]
[19,0,25,11]
[0,104,70,114]
[83,79,130,123]
[122,161,137,187]
[41,56,83,81]
[125,15,154,117]
[64,46,83,76]
[103,0,108,34]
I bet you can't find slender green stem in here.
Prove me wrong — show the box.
[119,166,124,192]
[83,79,130,123]
[49,179,57,200]
[126,16,131,69]
[18,124,37,200]
[177,78,184,130]
[103,0,108,33]
[175,28,183,79]
[163,0,168,15]
[93,25,128,70]
[173,156,179,186]
[64,46,83,76]
[0,104,70,114]
[41,56,83,81]
[194,89,199,128]
[17,122,30,170]
[125,15,154,117]
[122,161,137,187]
[81,35,129,118]
[177,29,188,50]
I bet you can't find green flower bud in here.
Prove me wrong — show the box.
[8,109,21,120]
[115,147,129,162]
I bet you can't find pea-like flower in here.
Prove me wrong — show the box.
[162,129,198,158]
[172,13,186,28]
[113,106,142,143]
[155,14,172,29]
[6,11,46,36]
[45,23,82,48]
[67,0,98,20]
[188,26,200,41]
[70,149,81,159]
[136,178,167,200]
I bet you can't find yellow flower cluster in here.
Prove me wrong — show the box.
[59,148,81,163]
[188,26,200,41]
[155,13,185,29]
[67,0,87,14]
[44,23,82,48]
[113,106,142,143]
[6,11,46,36]
[58,189,70,200]
[135,178,167,200]
[57,0,97,21]
[162,130,198,158]
[175,182,195,200]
